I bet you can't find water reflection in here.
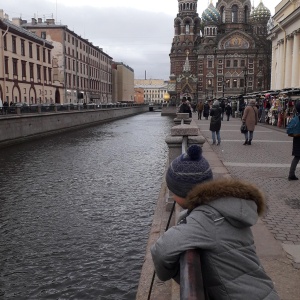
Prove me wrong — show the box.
[0,112,173,299]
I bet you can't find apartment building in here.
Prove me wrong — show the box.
[0,10,62,104]
[112,62,134,102]
[22,17,113,104]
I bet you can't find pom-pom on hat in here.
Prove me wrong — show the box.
[166,145,213,198]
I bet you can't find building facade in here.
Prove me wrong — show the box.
[22,17,112,104]
[169,0,272,103]
[0,10,62,105]
[112,62,134,102]
[268,0,300,89]
[134,79,168,104]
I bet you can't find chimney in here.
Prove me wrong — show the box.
[38,18,42,23]
[12,17,22,26]
[31,18,37,25]
[46,18,55,25]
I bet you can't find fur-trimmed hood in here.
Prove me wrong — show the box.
[186,178,266,228]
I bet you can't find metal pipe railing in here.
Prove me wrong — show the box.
[180,249,207,300]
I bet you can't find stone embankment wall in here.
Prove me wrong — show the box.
[0,106,148,147]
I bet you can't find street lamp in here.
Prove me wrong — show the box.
[243,67,248,95]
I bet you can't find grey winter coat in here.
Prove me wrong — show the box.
[151,179,279,300]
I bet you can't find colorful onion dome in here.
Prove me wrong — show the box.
[202,3,221,24]
[250,0,271,23]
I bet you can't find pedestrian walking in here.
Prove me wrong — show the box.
[151,144,279,300]
[242,99,258,145]
[203,101,210,120]
[288,102,300,181]
[225,103,232,121]
[210,100,222,145]
[220,100,225,121]
[196,101,203,120]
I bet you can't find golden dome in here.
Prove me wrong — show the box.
[163,92,170,101]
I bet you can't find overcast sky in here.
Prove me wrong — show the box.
[2,0,276,80]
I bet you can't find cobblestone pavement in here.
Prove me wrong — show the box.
[194,114,300,246]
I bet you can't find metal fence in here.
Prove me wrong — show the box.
[0,103,147,116]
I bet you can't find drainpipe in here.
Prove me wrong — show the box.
[277,22,286,89]
[1,24,9,105]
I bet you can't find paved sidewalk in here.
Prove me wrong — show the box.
[194,113,300,299]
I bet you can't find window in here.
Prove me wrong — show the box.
[41,31,46,39]
[233,79,237,88]
[43,48,46,63]
[12,36,16,53]
[220,6,225,23]
[226,79,230,87]
[3,34,7,50]
[21,61,26,77]
[29,63,34,78]
[207,79,212,87]
[13,58,18,75]
[48,68,52,82]
[244,6,249,23]
[21,40,25,56]
[208,60,213,68]
[232,5,238,23]
[259,60,263,67]
[44,66,47,82]
[240,78,245,87]
[37,45,40,60]
[241,60,245,67]
[29,42,33,58]
[226,60,230,67]
[257,78,262,88]
[48,49,51,64]
[233,60,238,67]
[4,56,9,74]
[37,65,41,80]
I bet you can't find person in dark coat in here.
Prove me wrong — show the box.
[242,99,258,145]
[225,103,232,121]
[209,100,222,145]
[196,101,203,120]
[178,97,192,117]
[288,102,300,180]
[203,101,210,120]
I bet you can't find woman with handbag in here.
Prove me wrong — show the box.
[242,99,258,145]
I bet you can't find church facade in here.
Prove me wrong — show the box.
[169,0,272,103]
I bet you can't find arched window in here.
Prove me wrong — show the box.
[185,22,190,34]
[220,6,225,23]
[232,5,238,23]
[244,6,248,23]
[176,22,181,35]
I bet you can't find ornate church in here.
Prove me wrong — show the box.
[168,0,272,103]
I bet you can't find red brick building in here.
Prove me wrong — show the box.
[169,0,272,104]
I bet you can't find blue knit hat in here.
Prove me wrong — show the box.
[166,145,213,198]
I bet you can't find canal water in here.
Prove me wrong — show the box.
[0,112,174,299]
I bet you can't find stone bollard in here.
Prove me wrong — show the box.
[68,105,71,111]
[37,105,42,114]
[174,113,192,125]
[165,115,205,211]
[16,107,21,115]
[54,105,57,113]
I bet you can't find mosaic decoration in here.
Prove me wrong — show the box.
[202,3,221,24]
